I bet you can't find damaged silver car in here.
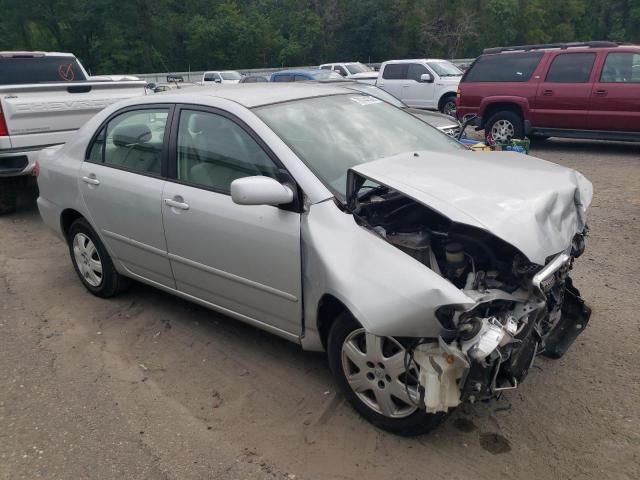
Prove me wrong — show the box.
[36,84,593,436]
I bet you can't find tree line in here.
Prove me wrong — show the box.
[0,0,638,74]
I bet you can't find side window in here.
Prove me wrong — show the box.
[87,127,105,163]
[601,53,640,83]
[273,74,293,82]
[546,53,596,83]
[464,52,544,82]
[407,63,429,82]
[335,66,348,76]
[176,110,280,193]
[320,65,331,70]
[382,64,409,80]
[93,109,168,175]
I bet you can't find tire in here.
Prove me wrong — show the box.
[484,110,524,145]
[0,177,17,215]
[67,217,129,298]
[439,94,457,116]
[327,313,447,436]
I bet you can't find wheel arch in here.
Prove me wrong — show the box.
[60,208,86,241]
[437,91,457,111]
[316,293,360,351]
[479,97,531,129]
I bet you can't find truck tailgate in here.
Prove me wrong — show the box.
[1,81,146,149]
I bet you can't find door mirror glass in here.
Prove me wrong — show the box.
[231,176,294,206]
[420,73,433,83]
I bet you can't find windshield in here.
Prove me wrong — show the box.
[221,71,242,80]
[346,83,406,108]
[427,61,462,77]
[311,70,344,80]
[255,94,464,199]
[346,62,373,74]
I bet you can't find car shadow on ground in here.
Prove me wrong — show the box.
[530,137,640,156]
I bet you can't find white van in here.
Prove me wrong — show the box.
[375,59,462,115]
[201,71,243,84]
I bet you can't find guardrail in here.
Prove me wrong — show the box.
[125,59,475,83]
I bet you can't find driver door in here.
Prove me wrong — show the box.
[161,106,303,337]
[401,63,436,108]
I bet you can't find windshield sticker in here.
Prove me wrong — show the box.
[350,95,382,106]
[58,64,75,81]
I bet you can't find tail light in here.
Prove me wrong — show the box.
[33,160,41,177]
[0,104,8,137]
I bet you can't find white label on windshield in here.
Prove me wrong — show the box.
[350,95,382,106]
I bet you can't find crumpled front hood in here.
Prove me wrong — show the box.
[350,150,593,265]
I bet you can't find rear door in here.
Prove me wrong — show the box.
[79,105,175,288]
[588,51,640,132]
[376,63,408,100]
[161,106,302,336]
[532,52,596,129]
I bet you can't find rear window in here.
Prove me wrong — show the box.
[0,56,87,85]
[463,52,543,82]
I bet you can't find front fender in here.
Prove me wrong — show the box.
[301,200,474,349]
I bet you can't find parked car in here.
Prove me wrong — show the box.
[152,81,198,93]
[329,80,461,137]
[375,59,462,115]
[0,51,147,214]
[270,69,344,82]
[239,75,269,83]
[37,83,592,436]
[319,62,379,83]
[201,71,243,84]
[456,41,640,144]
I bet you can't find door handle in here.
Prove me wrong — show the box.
[164,197,190,210]
[542,89,554,96]
[82,175,100,186]
[593,89,607,96]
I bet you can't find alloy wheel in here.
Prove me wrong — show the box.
[443,100,456,117]
[490,119,515,143]
[73,233,103,287]
[341,328,419,418]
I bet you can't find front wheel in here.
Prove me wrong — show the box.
[327,314,447,436]
[439,95,457,116]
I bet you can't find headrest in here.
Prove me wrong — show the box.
[112,124,152,147]
[189,114,226,134]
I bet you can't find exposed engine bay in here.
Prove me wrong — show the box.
[352,185,591,413]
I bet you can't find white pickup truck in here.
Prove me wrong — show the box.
[0,51,147,214]
[375,59,462,115]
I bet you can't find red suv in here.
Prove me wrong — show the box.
[456,42,640,143]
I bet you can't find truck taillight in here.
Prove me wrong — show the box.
[33,160,41,177]
[0,105,7,136]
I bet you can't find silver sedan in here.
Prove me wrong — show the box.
[37,84,593,436]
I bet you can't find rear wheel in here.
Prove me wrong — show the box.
[67,218,129,297]
[0,177,17,215]
[327,314,447,436]
[484,110,524,145]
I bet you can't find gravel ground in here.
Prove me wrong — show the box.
[1,139,639,480]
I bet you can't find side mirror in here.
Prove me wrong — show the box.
[231,176,294,206]
[420,73,433,83]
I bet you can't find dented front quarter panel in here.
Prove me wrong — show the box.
[300,200,475,351]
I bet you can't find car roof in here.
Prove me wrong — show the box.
[272,69,319,76]
[383,59,447,64]
[0,51,75,58]
[149,83,356,108]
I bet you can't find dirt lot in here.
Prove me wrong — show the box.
[1,139,639,480]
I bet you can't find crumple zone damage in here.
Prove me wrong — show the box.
[349,166,592,413]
